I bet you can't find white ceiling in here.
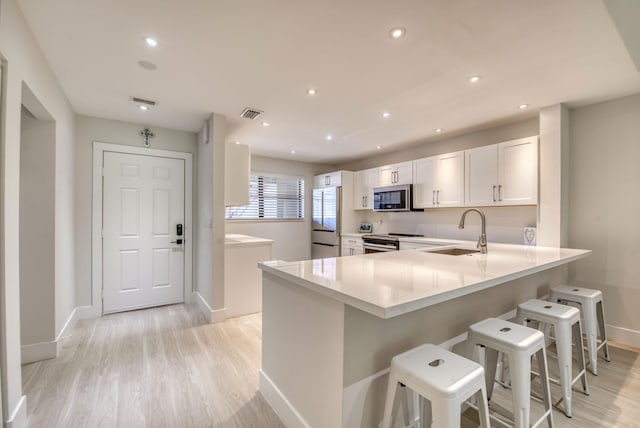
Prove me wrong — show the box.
[17,0,640,164]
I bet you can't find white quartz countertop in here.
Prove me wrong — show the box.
[259,242,591,319]
[225,234,274,247]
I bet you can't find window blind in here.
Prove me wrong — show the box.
[226,173,305,220]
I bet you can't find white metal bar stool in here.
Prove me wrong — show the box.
[549,285,610,375]
[382,343,491,428]
[517,299,589,418]
[466,318,554,428]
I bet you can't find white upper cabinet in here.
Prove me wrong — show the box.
[314,171,342,188]
[413,151,464,208]
[353,168,379,210]
[465,136,538,206]
[412,157,437,208]
[498,137,538,205]
[378,161,413,186]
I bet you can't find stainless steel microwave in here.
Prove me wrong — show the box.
[373,184,413,212]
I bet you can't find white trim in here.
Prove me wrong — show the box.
[192,291,227,324]
[21,305,82,364]
[55,306,77,342]
[259,370,310,428]
[5,395,27,428]
[74,305,95,320]
[92,142,193,316]
[21,341,56,364]
[607,324,640,348]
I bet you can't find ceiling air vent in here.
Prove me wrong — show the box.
[130,96,157,106]
[240,107,263,120]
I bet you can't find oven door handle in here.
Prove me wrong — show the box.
[363,243,398,252]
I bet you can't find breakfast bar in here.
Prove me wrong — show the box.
[258,242,590,428]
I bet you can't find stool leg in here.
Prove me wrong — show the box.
[582,301,599,375]
[508,352,532,428]
[596,301,611,362]
[430,398,460,428]
[382,374,399,428]
[536,347,555,428]
[475,386,491,428]
[555,321,573,418]
[484,347,499,401]
[573,320,589,396]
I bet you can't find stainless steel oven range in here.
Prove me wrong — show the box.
[362,233,424,254]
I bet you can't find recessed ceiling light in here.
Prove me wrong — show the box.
[382,111,391,118]
[326,134,333,141]
[376,145,382,150]
[518,104,530,109]
[434,128,443,133]
[138,105,149,111]
[234,141,240,145]
[389,27,406,39]
[144,37,158,47]
[468,75,481,83]
[261,121,271,127]
[290,150,296,154]
[307,88,317,96]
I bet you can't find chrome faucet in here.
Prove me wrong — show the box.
[458,208,488,254]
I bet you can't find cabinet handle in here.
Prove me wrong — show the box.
[437,190,440,205]
[492,185,497,202]
[432,190,436,205]
[365,195,368,207]
[498,185,502,202]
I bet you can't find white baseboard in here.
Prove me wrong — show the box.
[74,305,96,320]
[21,305,84,364]
[21,340,57,364]
[259,370,310,428]
[5,395,27,428]
[192,291,227,324]
[607,324,640,348]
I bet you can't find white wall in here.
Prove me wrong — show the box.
[196,122,213,306]
[74,115,197,307]
[225,155,328,261]
[0,0,76,424]
[569,93,640,345]
[19,106,55,346]
[337,118,539,242]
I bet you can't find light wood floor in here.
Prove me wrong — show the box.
[22,304,640,427]
[22,304,284,428]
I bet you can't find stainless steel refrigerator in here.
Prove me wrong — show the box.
[312,186,341,258]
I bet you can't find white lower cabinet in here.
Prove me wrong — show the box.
[341,236,363,256]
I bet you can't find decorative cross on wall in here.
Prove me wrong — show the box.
[140,128,155,147]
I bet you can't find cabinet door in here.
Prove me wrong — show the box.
[394,161,413,185]
[465,145,498,206]
[435,151,465,207]
[327,171,342,187]
[498,137,538,205]
[353,169,377,209]
[378,165,395,186]
[412,157,437,208]
[314,174,325,188]
[352,246,364,256]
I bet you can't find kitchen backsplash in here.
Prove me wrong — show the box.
[355,205,536,244]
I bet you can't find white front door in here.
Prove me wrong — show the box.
[102,151,185,314]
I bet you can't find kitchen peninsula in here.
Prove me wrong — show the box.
[258,242,590,428]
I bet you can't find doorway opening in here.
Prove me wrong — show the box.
[19,83,56,364]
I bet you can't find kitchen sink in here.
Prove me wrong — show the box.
[425,248,480,256]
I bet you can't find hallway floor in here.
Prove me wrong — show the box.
[22,304,283,428]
